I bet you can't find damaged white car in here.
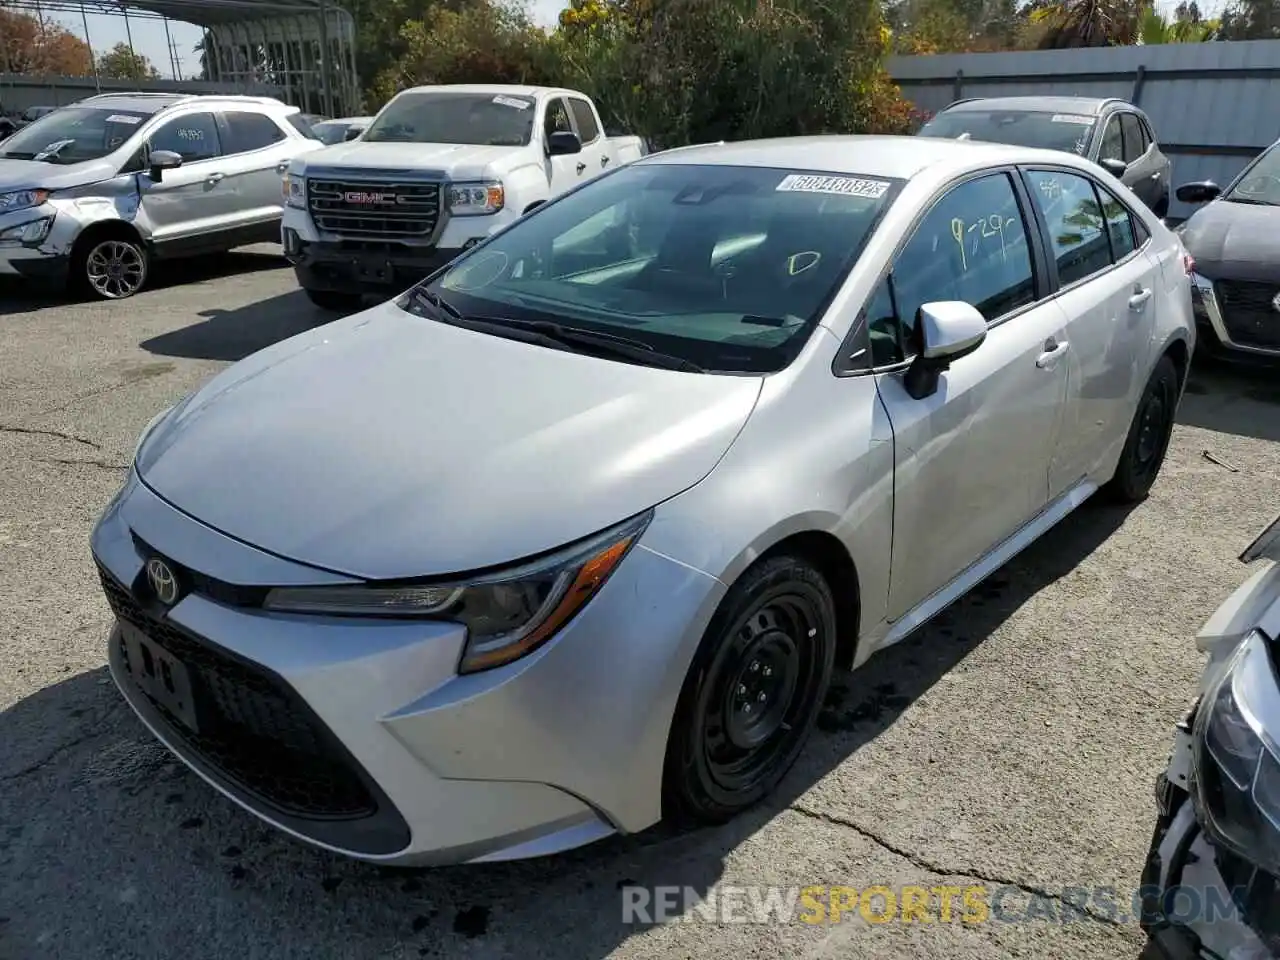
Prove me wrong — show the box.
[0,91,321,299]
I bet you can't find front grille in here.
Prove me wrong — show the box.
[99,565,376,820]
[308,178,440,238]
[1214,279,1280,350]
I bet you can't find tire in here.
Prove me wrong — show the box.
[1104,355,1179,503]
[74,233,149,300]
[663,554,837,825]
[304,288,363,312]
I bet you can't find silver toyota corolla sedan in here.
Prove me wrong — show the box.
[92,135,1195,865]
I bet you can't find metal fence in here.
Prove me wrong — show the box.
[887,38,1280,221]
[0,74,287,113]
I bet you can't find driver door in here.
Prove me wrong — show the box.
[871,171,1071,619]
[137,111,234,251]
[543,96,584,196]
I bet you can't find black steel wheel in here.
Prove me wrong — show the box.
[1105,355,1180,503]
[663,554,837,824]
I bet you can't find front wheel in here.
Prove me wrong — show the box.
[663,555,837,825]
[77,236,148,300]
[304,288,363,312]
[1105,355,1179,503]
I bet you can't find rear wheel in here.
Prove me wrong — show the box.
[1105,355,1179,503]
[663,555,836,824]
[304,288,363,312]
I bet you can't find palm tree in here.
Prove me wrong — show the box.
[1032,0,1147,47]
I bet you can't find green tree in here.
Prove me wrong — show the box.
[1217,0,1280,39]
[97,42,160,81]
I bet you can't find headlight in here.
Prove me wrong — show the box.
[446,181,504,216]
[282,173,306,209]
[1191,629,1280,874]
[263,510,651,674]
[0,188,50,213]
[0,217,51,243]
[132,403,175,464]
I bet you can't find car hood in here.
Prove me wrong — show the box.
[1180,199,1280,281]
[0,156,116,192]
[136,302,763,580]
[295,141,532,180]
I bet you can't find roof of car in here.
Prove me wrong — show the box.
[76,92,294,115]
[317,116,373,126]
[943,96,1127,116]
[640,134,1074,180]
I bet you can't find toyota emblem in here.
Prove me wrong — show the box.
[146,557,179,606]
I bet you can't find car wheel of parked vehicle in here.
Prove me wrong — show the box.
[76,236,148,300]
[304,288,363,312]
[663,554,836,825]
[1105,355,1179,503]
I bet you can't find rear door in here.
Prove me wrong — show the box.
[566,95,612,181]
[870,170,1072,619]
[216,109,296,241]
[1021,166,1159,494]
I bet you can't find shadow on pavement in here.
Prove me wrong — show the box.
[0,502,1133,958]
[1179,354,1280,443]
[0,248,287,317]
[138,289,334,362]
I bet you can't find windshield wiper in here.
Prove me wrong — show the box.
[474,317,705,372]
[407,286,466,321]
[1226,195,1280,206]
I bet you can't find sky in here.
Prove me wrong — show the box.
[50,0,569,80]
[51,0,1224,81]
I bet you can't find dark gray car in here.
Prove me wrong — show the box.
[1175,139,1280,362]
[918,96,1173,217]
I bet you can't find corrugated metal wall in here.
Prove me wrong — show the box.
[888,39,1280,221]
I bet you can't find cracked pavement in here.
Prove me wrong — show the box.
[2,248,1280,960]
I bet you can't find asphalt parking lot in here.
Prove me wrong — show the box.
[2,247,1279,960]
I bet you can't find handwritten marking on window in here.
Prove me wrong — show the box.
[1037,177,1062,201]
[786,251,821,276]
[949,213,1015,270]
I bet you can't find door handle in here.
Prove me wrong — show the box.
[205,172,225,184]
[1036,338,1070,370]
[601,155,610,167]
[576,162,587,174]
[1129,288,1152,310]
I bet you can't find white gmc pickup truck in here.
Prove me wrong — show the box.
[280,83,649,309]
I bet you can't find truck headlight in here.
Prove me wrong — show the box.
[282,173,306,209]
[263,510,651,674]
[1192,629,1280,875]
[446,181,504,216]
[0,188,50,213]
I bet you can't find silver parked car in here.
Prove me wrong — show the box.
[92,135,1194,865]
[309,116,374,145]
[919,96,1174,218]
[0,91,322,299]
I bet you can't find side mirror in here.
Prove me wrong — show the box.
[904,301,987,401]
[343,126,362,142]
[147,149,183,182]
[547,130,582,156]
[1098,157,1128,179]
[1176,180,1221,204]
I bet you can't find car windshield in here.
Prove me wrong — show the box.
[920,109,1095,155]
[313,122,351,145]
[1226,143,1280,205]
[0,106,148,163]
[411,163,901,374]
[362,92,536,147]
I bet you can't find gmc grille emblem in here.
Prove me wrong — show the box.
[345,191,395,205]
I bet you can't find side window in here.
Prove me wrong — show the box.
[148,112,220,162]
[1099,117,1124,163]
[544,98,572,140]
[221,111,286,154]
[864,282,901,367]
[1096,181,1137,259]
[889,173,1036,355]
[1120,114,1145,163]
[568,98,600,143]
[1025,169,1112,286]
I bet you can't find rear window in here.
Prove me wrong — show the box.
[421,163,902,373]
[920,109,1095,156]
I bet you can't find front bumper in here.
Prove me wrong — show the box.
[1191,273,1280,362]
[91,470,725,865]
[0,206,69,283]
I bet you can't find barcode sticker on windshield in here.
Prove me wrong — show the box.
[776,174,890,199]
[106,114,142,124]
[1051,114,1093,125]
[492,95,531,110]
